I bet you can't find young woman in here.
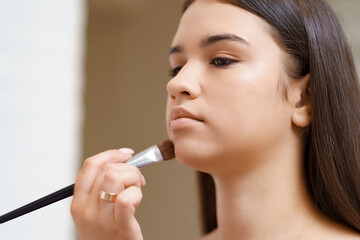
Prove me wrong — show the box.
[71,0,360,239]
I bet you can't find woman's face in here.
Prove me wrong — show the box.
[166,0,294,174]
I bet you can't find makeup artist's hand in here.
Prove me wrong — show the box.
[71,148,145,240]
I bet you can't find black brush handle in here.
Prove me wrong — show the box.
[0,141,175,224]
[0,183,74,224]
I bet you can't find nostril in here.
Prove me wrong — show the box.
[181,91,191,95]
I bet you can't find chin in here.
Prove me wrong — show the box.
[172,136,222,173]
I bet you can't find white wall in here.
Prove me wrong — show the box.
[0,0,85,239]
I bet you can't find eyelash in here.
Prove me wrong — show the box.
[169,66,182,77]
[169,57,238,77]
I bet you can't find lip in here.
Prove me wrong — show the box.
[169,107,204,130]
[170,107,203,122]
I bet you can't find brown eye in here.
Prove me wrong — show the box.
[169,66,182,77]
[211,57,237,67]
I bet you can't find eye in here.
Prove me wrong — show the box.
[210,57,237,67]
[169,66,182,77]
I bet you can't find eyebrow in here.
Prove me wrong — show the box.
[169,33,250,55]
[201,34,250,47]
[169,46,184,55]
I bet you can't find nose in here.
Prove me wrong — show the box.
[166,63,201,102]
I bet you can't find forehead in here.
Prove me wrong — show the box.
[172,0,270,46]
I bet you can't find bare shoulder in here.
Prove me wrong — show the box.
[190,226,360,240]
[330,232,360,240]
[310,212,360,240]
[333,230,360,240]
[320,223,360,240]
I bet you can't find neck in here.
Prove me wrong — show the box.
[210,136,326,240]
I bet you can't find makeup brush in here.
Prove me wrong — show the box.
[0,140,175,224]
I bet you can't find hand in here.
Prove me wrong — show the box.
[71,148,146,240]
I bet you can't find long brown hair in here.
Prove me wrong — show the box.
[182,0,360,234]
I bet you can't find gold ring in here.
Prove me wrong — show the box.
[99,190,117,202]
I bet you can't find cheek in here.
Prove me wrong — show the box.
[205,69,290,153]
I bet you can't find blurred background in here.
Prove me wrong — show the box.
[0,0,359,239]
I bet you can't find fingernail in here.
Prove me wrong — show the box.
[119,148,135,155]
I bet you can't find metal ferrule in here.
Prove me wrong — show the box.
[126,145,164,168]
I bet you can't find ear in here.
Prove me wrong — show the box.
[290,74,312,128]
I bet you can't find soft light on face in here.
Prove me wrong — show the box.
[166,0,294,174]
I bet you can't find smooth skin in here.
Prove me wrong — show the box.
[71,0,360,239]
